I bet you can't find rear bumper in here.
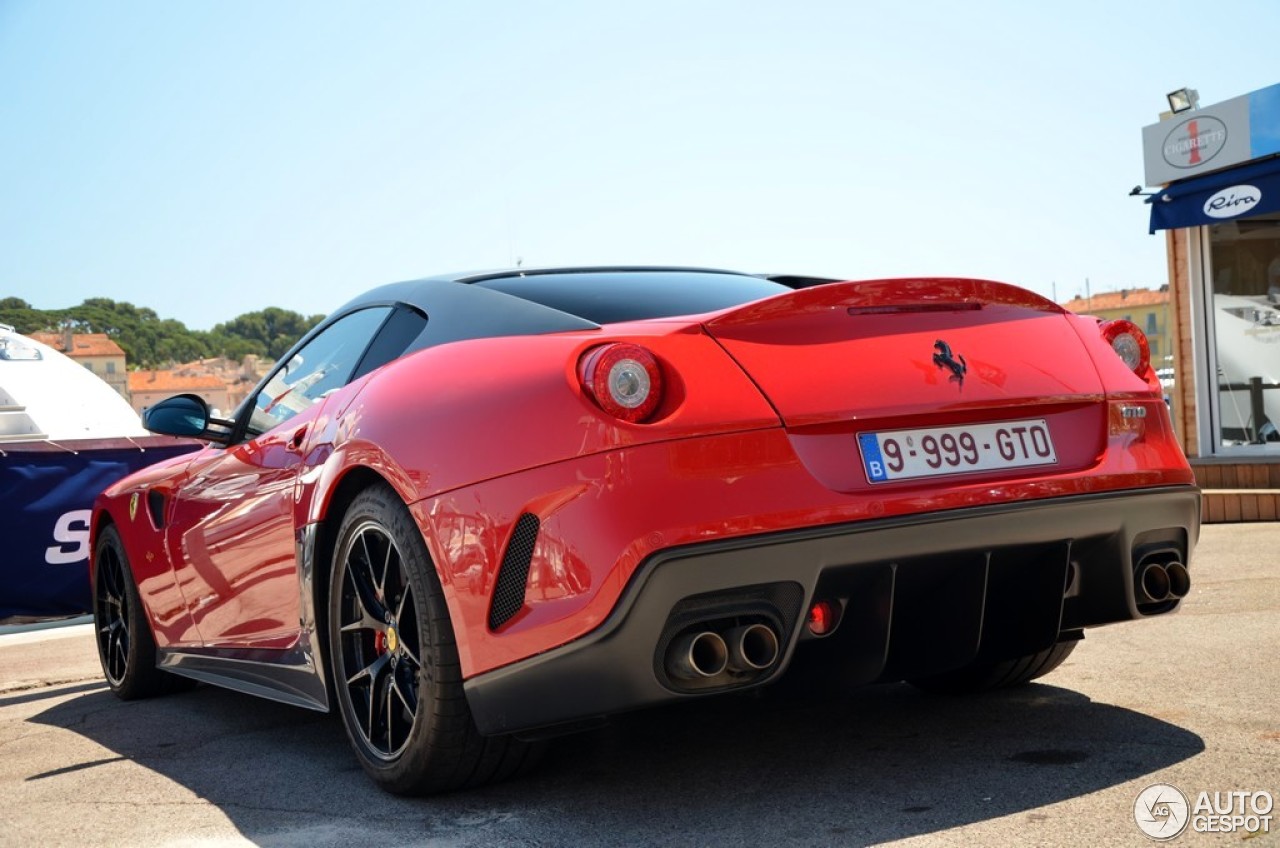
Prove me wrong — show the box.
[463,486,1200,736]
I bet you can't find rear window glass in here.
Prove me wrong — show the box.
[472,271,790,324]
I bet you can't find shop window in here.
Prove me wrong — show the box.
[1207,214,1280,447]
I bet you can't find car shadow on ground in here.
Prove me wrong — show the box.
[29,678,1202,847]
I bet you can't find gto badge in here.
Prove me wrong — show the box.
[933,339,967,386]
[129,492,139,522]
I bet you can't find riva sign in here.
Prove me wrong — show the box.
[1203,185,1262,219]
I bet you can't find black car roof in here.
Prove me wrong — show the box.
[324,266,842,356]
[333,275,600,350]
[442,265,759,284]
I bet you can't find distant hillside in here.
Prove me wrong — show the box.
[0,297,324,368]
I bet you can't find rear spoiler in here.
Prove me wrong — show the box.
[711,278,1066,332]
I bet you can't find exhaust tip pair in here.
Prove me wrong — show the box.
[667,623,781,680]
[1136,560,1191,604]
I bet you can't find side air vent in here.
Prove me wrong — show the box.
[146,490,166,529]
[488,513,540,630]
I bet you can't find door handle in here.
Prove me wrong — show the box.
[288,425,308,452]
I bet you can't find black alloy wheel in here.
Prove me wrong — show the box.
[328,484,536,795]
[333,516,424,760]
[93,525,172,699]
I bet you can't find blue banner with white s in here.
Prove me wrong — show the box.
[0,441,198,621]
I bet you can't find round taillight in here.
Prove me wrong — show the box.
[1100,319,1151,375]
[579,343,663,423]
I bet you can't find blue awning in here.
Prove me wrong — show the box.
[1147,155,1280,233]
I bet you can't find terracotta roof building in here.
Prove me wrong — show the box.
[171,355,270,411]
[29,330,129,400]
[129,369,232,417]
[1060,286,1171,363]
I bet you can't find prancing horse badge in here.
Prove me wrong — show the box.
[932,339,967,386]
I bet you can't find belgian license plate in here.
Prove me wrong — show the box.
[858,419,1057,483]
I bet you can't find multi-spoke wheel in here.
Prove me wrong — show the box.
[333,516,424,760]
[328,484,536,795]
[93,525,172,699]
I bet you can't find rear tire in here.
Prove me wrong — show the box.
[907,640,1078,694]
[327,484,536,795]
[92,525,174,700]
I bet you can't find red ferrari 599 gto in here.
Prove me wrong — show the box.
[90,268,1200,794]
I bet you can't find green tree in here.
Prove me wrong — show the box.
[0,298,323,368]
[0,298,50,334]
[213,308,324,359]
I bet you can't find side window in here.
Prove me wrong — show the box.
[245,307,392,437]
[351,305,428,381]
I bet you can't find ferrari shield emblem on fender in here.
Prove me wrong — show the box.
[129,492,139,522]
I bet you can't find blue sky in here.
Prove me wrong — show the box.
[2,1,1279,330]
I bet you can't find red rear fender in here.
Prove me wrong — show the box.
[323,326,780,502]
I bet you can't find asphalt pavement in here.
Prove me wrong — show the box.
[0,523,1276,847]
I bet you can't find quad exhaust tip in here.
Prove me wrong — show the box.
[666,622,782,681]
[1135,559,1191,604]
[726,623,780,672]
[668,631,729,679]
[1165,562,1191,599]
[1138,561,1171,603]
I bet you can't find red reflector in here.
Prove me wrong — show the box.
[807,599,838,636]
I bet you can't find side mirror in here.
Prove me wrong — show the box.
[143,394,230,443]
